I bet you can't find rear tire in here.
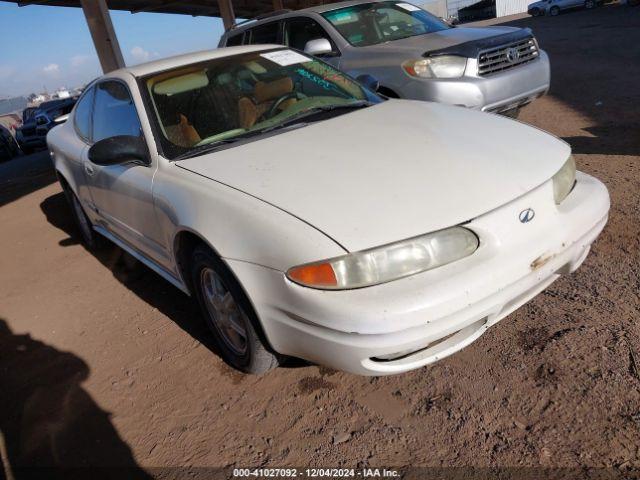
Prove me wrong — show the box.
[190,245,280,375]
[585,0,595,8]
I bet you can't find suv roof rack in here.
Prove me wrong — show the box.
[228,9,292,31]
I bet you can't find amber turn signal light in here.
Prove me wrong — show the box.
[287,263,338,288]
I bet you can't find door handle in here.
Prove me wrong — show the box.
[85,163,95,176]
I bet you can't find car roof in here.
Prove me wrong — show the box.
[114,45,282,79]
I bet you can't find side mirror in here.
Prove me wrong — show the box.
[54,113,70,124]
[356,74,380,92]
[304,38,334,56]
[88,135,149,166]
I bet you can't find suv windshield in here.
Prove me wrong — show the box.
[143,48,381,160]
[322,1,449,47]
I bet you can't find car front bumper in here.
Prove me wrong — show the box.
[228,172,609,376]
[399,50,551,113]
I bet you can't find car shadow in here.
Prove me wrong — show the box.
[0,318,153,479]
[484,5,640,157]
[561,124,639,156]
[0,150,57,208]
[39,191,308,372]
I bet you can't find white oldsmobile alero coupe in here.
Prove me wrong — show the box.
[47,45,610,375]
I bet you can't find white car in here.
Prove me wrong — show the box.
[47,45,610,376]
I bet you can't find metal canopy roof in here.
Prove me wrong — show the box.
[9,0,330,18]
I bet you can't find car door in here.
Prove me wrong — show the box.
[82,79,165,264]
[283,16,342,68]
[66,85,95,211]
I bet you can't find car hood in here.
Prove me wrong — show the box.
[176,100,570,252]
[357,26,521,56]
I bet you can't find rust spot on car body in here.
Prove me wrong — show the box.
[531,254,555,271]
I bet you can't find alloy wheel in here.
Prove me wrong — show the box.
[200,267,249,356]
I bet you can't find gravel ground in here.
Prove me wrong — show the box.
[1,5,639,478]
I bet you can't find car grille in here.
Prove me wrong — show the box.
[477,37,539,76]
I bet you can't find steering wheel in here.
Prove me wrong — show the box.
[265,92,307,119]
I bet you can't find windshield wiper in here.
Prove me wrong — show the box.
[173,101,373,161]
[260,100,374,131]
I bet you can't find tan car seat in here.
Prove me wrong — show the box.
[238,77,297,129]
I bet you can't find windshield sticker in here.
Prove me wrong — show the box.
[396,2,422,11]
[296,68,335,92]
[260,50,311,67]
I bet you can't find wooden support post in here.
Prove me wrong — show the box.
[217,0,236,30]
[80,0,125,73]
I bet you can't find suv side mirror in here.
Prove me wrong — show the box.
[356,74,380,93]
[304,38,334,56]
[88,135,149,166]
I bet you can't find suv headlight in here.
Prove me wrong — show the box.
[286,227,479,290]
[402,56,467,79]
[552,155,576,204]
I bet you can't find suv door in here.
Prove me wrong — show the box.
[83,80,165,264]
[283,16,341,67]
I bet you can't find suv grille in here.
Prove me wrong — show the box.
[478,37,539,76]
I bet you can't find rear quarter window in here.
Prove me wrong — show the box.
[226,32,244,46]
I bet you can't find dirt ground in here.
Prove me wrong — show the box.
[1,5,639,478]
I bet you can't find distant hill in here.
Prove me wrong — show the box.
[0,97,27,116]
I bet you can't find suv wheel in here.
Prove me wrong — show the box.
[585,0,595,8]
[549,5,560,14]
[191,245,280,374]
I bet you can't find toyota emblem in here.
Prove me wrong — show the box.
[506,47,520,63]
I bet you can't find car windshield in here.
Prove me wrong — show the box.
[322,1,450,47]
[143,48,382,160]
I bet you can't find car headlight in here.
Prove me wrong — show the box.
[286,227,479,290]
[552,155,576,204]
[402,55,467,79]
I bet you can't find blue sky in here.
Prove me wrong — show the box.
[0,1,227,97]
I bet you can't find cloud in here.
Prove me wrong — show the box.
[43,63,60,75]
[130,46,151,64]
[70,55,90,68]
[129,46,161,65]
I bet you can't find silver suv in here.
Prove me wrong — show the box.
[219,0,550,116]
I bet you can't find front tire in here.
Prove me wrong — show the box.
[190,245,279,374]
[585,0,595,8]
[550,5,560,14]
[63,185,104,250]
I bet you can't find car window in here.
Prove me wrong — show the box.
[247,22,280,44]
[92,81,142,143]
[143,48,382,160]
[226,32,244,46]
[284,17,334,52]
[74,86,95,141]
[322,1,449,47]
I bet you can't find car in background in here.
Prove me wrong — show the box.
[16,97,76,154]
[0,124,21,162]
[47,46,609,376]
[528,0,598,15]
[218,0,551,117]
